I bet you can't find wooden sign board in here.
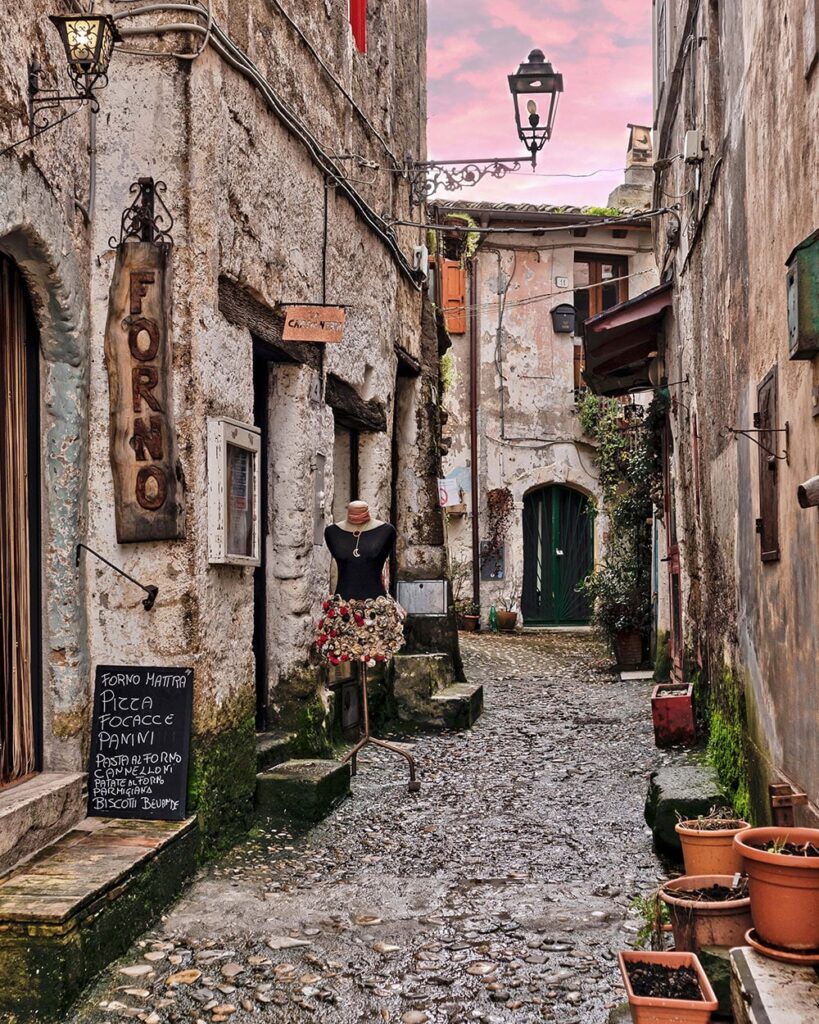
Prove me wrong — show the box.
[281,304,345,343]
[104,241,185,542]
[87,665,193,821]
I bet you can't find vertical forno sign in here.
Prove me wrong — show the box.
[104,179,185,542]
[88,665,193,821]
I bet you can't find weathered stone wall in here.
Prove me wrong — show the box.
[0,1,437,845]
[441,219,656,618]
[654,0,819,822]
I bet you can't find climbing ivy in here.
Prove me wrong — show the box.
[577,391,668,639]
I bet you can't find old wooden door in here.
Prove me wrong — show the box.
[0,254,41,786]
[522,485,593,625]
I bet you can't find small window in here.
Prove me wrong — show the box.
[350,0,367,53]
[574,253,629,329]
[756,367,780,562]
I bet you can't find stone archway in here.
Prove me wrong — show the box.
[0,160,90,772]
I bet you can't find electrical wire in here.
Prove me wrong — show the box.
[112,3,421,286]
[393,207,675,235]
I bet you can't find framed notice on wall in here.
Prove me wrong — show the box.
[207,417,261,565]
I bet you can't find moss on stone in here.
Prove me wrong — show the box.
[653,630,672,681]
[287,690,336,759]
[705,668,752,823]
[186,685,256,855]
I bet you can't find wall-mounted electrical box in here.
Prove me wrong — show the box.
[786,229,819,360]
[683,129,702,162]
[396,580,448,616]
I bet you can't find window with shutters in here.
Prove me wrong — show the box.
[350,0,367,53]
[756,367,780,562]
[573,253,629,328]
[439,258,466,334]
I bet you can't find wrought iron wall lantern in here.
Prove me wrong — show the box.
[403,47,564,205]
[6,13,121,154]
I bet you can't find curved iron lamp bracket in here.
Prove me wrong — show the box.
[402,154,533,207]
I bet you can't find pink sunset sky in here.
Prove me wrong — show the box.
[426,0,653,206]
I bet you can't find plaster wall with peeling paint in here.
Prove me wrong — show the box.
[0,0,446,845]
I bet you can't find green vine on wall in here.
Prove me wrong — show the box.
[578,391,668,639]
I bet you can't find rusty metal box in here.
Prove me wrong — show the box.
[786,229,819,360]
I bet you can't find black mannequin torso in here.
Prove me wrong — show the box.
[325,522,396,600]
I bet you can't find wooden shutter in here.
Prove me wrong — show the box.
[440,258,466,334]
[573,345,584,392]
[350,0,367,53]
[756,367,780,562]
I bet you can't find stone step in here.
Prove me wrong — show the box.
[429,682,484,730]
[730,946,819,1022]
[0,772,85,876]
[256,759,351,822]
[644,764,725,860]
[0,815,198,1023]
[255,730,297,773]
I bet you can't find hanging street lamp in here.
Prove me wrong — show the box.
[403,47,564,205]
[508,49,564,161]
[47,14,120,95]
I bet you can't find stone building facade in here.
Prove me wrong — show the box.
[644,0,818,823]
[435,151,657,627]
[0,0,449,861]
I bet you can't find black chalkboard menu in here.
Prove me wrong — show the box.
[87,665,193,821]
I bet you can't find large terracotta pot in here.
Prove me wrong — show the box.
[735,827,819,952]
[618,950,718,1023]
[496,610,517,632]
[659,875,752,952]
[614,630,643,667]
[675,819,751,876]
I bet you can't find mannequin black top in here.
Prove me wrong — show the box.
[325,522,396,600]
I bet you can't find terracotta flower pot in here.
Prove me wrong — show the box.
[495,610,517,632]
[460,615,480,632]
[619,950,718,1023]
[734,827,819,952]
[651,683,696,747]
[614,630,643,667]
[659,875,752,952]
[675,819,751,876]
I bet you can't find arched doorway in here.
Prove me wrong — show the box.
[522,484,593,625]
[0,254,41,786]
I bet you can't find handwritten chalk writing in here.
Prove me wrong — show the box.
[88,665,192,822]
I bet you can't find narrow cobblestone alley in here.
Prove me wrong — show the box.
[69,634,666,1024]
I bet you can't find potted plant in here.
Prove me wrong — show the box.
[734,827,819,954]
[579,552,649,668]
[659,875,752,952]
[651,682,696,747]
[618,950,718,1023]
[496,579,520,632]
[455,599,480,632]
[675,811,751,875]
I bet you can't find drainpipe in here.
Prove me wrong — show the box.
[469,258,481,608]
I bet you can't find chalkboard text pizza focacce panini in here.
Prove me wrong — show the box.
[88,665,193,821]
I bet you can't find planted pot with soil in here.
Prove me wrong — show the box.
[618,950,718,1023]
[659,874,751,952]
[675,816,750,876]
[735,827,819,954]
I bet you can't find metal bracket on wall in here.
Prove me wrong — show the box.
[75,543,158,611]
[769,782,808,827]
[109,178,174,250]
[727,422,790,464]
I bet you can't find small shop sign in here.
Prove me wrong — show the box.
[281,303,345,343]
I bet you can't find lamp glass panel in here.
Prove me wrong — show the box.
[65,18,102,71]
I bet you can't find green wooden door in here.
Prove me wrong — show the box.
[522,485,593,625]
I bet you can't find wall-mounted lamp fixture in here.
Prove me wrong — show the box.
[31,14,120,118]
[1,14,120,156]
[402,48,564,205]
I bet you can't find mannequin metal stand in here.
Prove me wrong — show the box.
[342,663,421,793]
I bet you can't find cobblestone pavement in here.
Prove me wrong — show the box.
[70,632,668,1024]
